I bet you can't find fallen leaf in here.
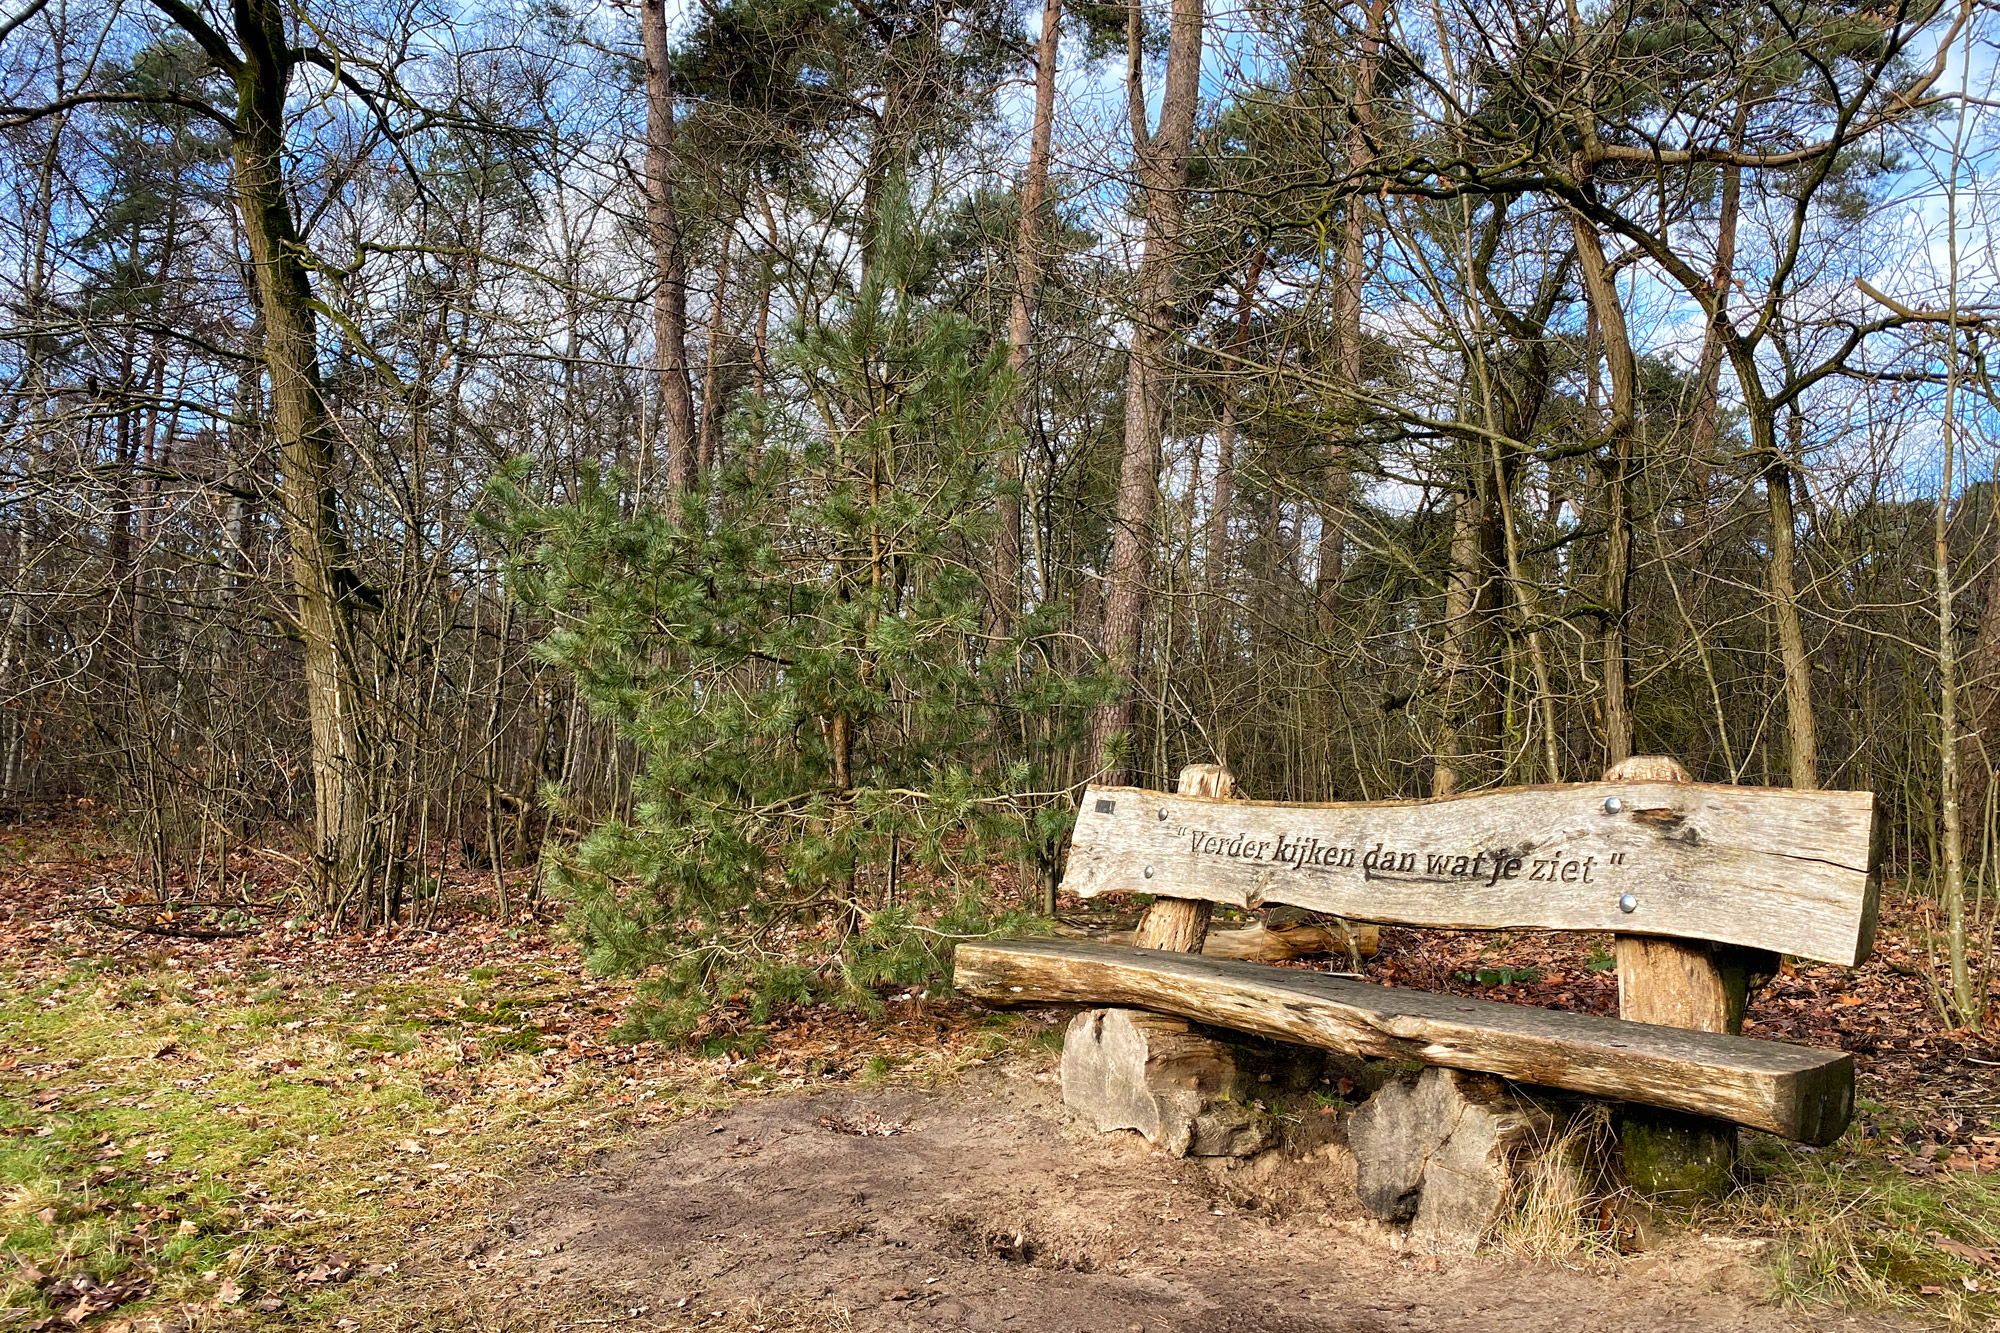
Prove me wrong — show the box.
[1937,1237,1999,1268]
[301,1254,355,1285]
[216,1277,243,1307]
[395,1138,424,1153]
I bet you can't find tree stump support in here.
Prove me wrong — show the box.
[1607,754,1777,1198]
[1060,1007,1292,1157]
[1132,764,1234,952]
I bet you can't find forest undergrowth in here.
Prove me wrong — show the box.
[1,809,1997,1331]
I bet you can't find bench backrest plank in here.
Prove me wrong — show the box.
[1065,779,1879,966]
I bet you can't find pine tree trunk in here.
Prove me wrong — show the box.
[997,0,1061,641]
[1089,0,1204,783]
[640,0,699,495]
[1316,0,1383,638]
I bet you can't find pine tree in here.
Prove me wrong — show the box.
[495,192,1102,1043]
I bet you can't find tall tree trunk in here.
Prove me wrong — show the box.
[1316,0,1384,637]
[1433,486,1480,797]
[1762,409,1817,789]
[1572,214,1635,767]
[1937,329,1973,1022]
[997,0,1062,641]
[1204,248,1261,660]
[1088,0,1204,783]
[697,223,733,472]
[1686,109,1745,560]
[640,0,699,495]
[230,0,377,908]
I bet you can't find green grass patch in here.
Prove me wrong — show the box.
[1710,1131,2000,1328]
[0,956,615,1329]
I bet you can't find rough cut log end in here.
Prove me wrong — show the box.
[1348,1068,1559,1251]
[1603,754,1693,784]
[1060,1008,1287,1157]
[1175,763,1237,799]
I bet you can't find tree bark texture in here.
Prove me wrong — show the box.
[996,0,1062,641]
[1089,0,1204,784]
[1572,215,1635,768]
[1764,451,1818,789]
[230,0,377,909]
[640,0,699,495]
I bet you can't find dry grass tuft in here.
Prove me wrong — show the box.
[1493,1102,1630,1262]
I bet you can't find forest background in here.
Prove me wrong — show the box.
[3,0,1999,1033]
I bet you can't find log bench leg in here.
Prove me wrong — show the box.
[1614,934,1779,1197]
[1348,1067,1561,1251]
[1071,766,1254,1154]
[1132,763,1234,953]
[1605,755,1780,1199]
[1060,1008,1282,1157]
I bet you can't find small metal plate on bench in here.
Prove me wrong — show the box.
[1095,798,1115,814]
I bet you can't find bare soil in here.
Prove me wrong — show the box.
[493,1063,1917,1332]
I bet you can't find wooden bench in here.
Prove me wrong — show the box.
[957,757,1878,1207]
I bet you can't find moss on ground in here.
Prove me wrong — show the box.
[1700,1125,2000,1328]
[0,953,641,1329]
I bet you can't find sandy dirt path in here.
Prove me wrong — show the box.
[492,1064,1919,1332]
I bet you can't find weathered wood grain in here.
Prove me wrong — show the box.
[956,937,1854,1143]
[1348,1067,1556,1248]
[1060,1008,1277,1157]
[1100,921,1380,961]
[1065,779,1878,965]
[1616,935,1773,1033]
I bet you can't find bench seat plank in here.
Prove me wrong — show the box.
[1066,781,1878,965]
[956,937,1854,1145]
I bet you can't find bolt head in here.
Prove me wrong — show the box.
[1158,808,1169,821]
[1619,893,1638,914]
[1604,796,1623,814]
[1143,865,1155,879]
